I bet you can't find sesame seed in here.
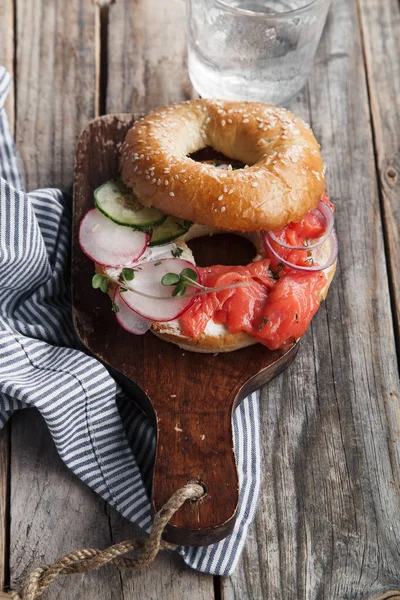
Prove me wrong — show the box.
[228,189,234,194]
[242,118,249,124]
[174,174,179,180]
[205,117,211,123]
[218,195,223,201]
[165,180,169,185]
[258,123,264,129]
[251,182,258,188]
[163,168,170,173]
[227,118,232,124]
[169,191,175,196]
[221,120,226,126]
[151,178,156,184]
[180,169,186,173]
[139,154,144,159]
[133,165,138,172]
[217,109,224,114]
[137,170,142,175]
[221,206,226,212]
[157,179,162,185]
[223,186,228,193]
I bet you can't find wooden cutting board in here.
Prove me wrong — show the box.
[72,114,299,546]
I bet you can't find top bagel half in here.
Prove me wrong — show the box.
[119,99,325,232]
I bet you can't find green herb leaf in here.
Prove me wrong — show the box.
[270,263,284,280]
[154,261,162,267]
[257,317,270,331]
[121,267,135,281]
[172,282,187,297]
[120,287,128,293]
[161,272,180,286]
[111,301,120,313]
[171,247,183,258]
[180,268,198,282]
[92,273,109,293]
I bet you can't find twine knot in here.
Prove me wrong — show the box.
[1,482,204,600]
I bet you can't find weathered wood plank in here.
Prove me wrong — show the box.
[8,3,109,599]
[15,0,98,190]
[0,0,15,131]
[9,410,123,598]
[0,2,13,592]
[107,506,215,600]
[107,0,195,116]
[358,0,400,342]
[222,1,400,599]
[0,426,9,593]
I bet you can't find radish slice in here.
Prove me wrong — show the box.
[266,201,335,251]
[79,208,149,267]
[120,258,199,321]
[263,230,338,272]
[114,288,152,335]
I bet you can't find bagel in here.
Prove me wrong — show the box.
[82,99,337,354]
[119,99,325,232]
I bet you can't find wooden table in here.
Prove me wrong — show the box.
[0,0,399,598]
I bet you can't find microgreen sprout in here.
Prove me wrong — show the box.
[161,268,198,297]
[120,267,136,281]
[161,268,250,298]
[92,273,110,294]
[111,301,120,313]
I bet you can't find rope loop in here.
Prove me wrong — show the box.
[1,482,204,600]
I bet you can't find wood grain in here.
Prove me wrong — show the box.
[222,1,400,599]
[107,504,215,600]
[0,426,9,593]
[107,0,195,116]
[0,0,15,131]
[0,1,13,591]
[15,0,98,190]
[357,0,400,342]
[9,410,123,598]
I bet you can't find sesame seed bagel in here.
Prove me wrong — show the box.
[120,99,325,232]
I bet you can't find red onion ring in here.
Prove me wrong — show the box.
[266,200,335,251]
[263,229,339,272]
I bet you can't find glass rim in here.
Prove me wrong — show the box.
[211,0,329,18]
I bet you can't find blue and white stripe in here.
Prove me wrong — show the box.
[0,65,261,576]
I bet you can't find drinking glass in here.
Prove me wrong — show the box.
[188,0,331,105]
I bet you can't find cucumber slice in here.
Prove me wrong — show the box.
[94,180,166,230]
[149,216,192,246]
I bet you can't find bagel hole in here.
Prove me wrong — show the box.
[187,234,256,267]
[189,147,245,170]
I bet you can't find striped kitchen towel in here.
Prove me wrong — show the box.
[0,66,261,576]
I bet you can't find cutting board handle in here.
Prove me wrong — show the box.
[151,394,239,546]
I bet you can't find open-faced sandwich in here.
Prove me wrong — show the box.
[79,99,338,353]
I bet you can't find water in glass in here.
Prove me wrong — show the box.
[188,0,331,105]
